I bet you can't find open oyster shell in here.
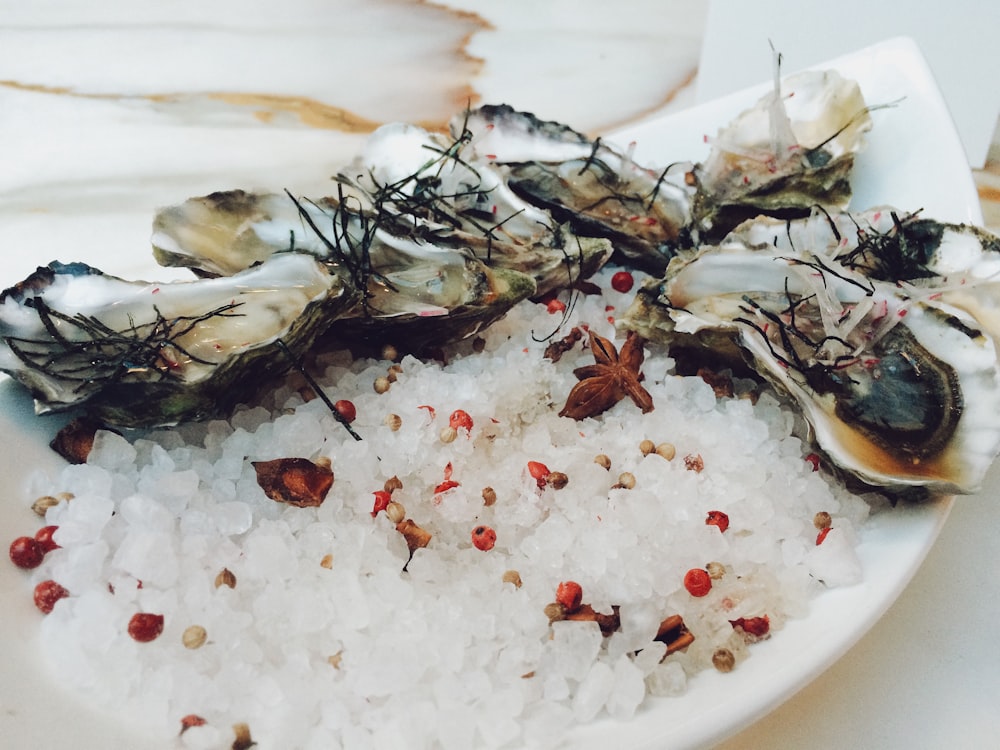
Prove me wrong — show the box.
[152,190,538,351]
[691,68,872,242]
[451,105,692,274]
[0,253,357,427]
[623,212,1000,495]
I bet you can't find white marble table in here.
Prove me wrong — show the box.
[1,2,998,748]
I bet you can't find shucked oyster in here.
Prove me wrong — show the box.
[451,105,692,274]
[336,121,614,297]
[623,213,1000,495]
[0,253,357,427]
[152,189,537,351]
[691,67,873,242]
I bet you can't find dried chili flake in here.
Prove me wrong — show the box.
[816,526,833,545]
[179,715,207,734]
[33,580,69,614]
[434,462,460,495]
[252,458,333,507]
[705,510,730,533]
[527,461,550,488]
[448,409,473,433]
[371,490,392,517]
[805,453,821,471]
[34,525,60,553]
[683,454,705,472]
[546,298,567,314]
[730,615,771,641]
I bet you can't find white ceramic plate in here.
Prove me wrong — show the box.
[0,37,978,749]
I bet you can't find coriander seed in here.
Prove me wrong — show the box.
[712,647,736,673]
[384,413,402,431]
[813,511,832,530]
[594,454,612,470]
[373,376,391,394]
[439,426,458,443]
[182,625,207,649]
[639,439,655,456]
[546,471,569,490]
[655,442,676,461]
[614,471,636,489]
[544,602,566,623]
[385,501,406,524]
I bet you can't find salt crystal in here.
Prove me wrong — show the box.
[112,531,179,588]
[211,501,253,536]
[647,659,688,696]
[88,429,137,471]
[804,528,863,586]
[606,654,646,721]
[52,493,115,545]
[521,701,575,747]
[572,660,615,722]
[120,493,175,531]
[545,620,603,682]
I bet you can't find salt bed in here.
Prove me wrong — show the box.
[23,266,882,749]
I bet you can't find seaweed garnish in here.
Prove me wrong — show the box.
[275,338,362,441]
[4,299,244,396]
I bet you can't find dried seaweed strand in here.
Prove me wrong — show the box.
[5,300,244,393]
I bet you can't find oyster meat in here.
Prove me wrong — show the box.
[451,104,692,274]
[691,67,873,242]
[153,189,538,351]
[623,212,1000,495]
[0,253,357,427]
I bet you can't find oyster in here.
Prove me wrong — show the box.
[153,122,614,300]
[451,105,692,274]
[153,190,537,351]
[0,253,357,427]
[691,67,873,242]
[338,121,615,297]
[622,214,1000,494]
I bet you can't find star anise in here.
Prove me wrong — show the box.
[558,330,654,420]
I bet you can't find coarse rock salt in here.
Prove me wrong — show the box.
[19,266,882,749]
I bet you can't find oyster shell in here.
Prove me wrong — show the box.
[0,253,357,427]
[153,190,537,351]
[338,121,614,296]
[451,105,692,274]
[691,68,872,242]
[622,214,1000,494]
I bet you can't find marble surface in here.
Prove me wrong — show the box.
[1,1,998,748]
